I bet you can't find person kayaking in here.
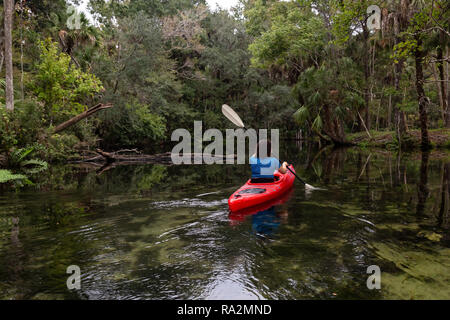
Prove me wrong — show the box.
[250,139,288,183]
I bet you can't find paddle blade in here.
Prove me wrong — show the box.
[305,183,315,190]
[222,104,245,128]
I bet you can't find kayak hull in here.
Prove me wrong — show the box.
[228,165,296,212]
[229,188,294,223]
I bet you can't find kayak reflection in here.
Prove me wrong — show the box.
[251,206,289,236]
[228,188,293,236]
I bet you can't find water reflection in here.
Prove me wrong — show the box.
[252,207,282,236]
[416,151,430,216]
[0,146,449,299]
[438,163,449,227]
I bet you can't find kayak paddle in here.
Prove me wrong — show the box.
[221,104,316,190]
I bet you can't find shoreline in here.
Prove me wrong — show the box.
[346,128,450,150]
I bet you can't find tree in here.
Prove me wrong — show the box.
[89,11,179,148]
[293,58,364,144]
[4,0,14,111]
[414,32,430,149]
[436,30,449,127]
[33,39,104,124]
[331,0,374,130]
[393,1,449,149]
[380,0,419,143]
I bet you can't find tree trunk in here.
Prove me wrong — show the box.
[437,31,449,128]
[363,26,371,130]
[447,46,449,128]
[4,0,14,111]
[414,36,431,150]
[392,14,407,143]
[393,61,407,136]
[387,94,392,130]
[321,105,349,145]
[53,103,113,134]
[416,151,429,216]
[432,60,445,122]
[437,163,449,227]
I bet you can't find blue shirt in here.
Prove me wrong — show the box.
[250,157,280,178]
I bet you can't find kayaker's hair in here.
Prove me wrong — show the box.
[256,139,271,158]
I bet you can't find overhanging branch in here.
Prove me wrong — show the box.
[53,103,113,134]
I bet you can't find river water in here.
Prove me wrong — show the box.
[0,146,449,299]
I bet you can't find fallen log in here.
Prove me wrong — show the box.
[72,149,237,164]
[95,149,173,163]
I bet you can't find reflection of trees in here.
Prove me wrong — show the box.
[416,152,429,216]
[322,148,345,184]
[8,217,25,298]
[0,201,94,299]
[438,163,449,228]
[305,147,448,226]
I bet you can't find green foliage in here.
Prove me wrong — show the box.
[392,39,419,63]
[0,100,48,153]
[9,146,36,166]
[0,110,18,152]
[248,1,326,68]
[20,159,49,175]
[312,114,323,131]
[331,0,376,44]
[99,101,167,149]
[91,11,187,149]
[358,141,369,149]
[293,106,310,125]
[137,165,168,192]
[41,133,80,162]
[125,102,166,142]
[292,57,364,133]
[33,39,103,121]
[393,1,448,62]
[0,170,31,185]
[0,146,48,187]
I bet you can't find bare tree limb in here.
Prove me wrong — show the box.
[53,103,113,134]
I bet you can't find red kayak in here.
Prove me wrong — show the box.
[229,188,294,224]
[228,165,296,212]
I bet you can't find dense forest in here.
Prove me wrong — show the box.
[0,0,449,184]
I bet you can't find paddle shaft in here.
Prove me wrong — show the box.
[284,164,307,186]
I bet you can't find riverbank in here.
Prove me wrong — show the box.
[347,128,450,149]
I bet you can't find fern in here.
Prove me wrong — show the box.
[10,146,35,166]
[0,169,30,184]
[1,146,48,187]
[21,159,48,174]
